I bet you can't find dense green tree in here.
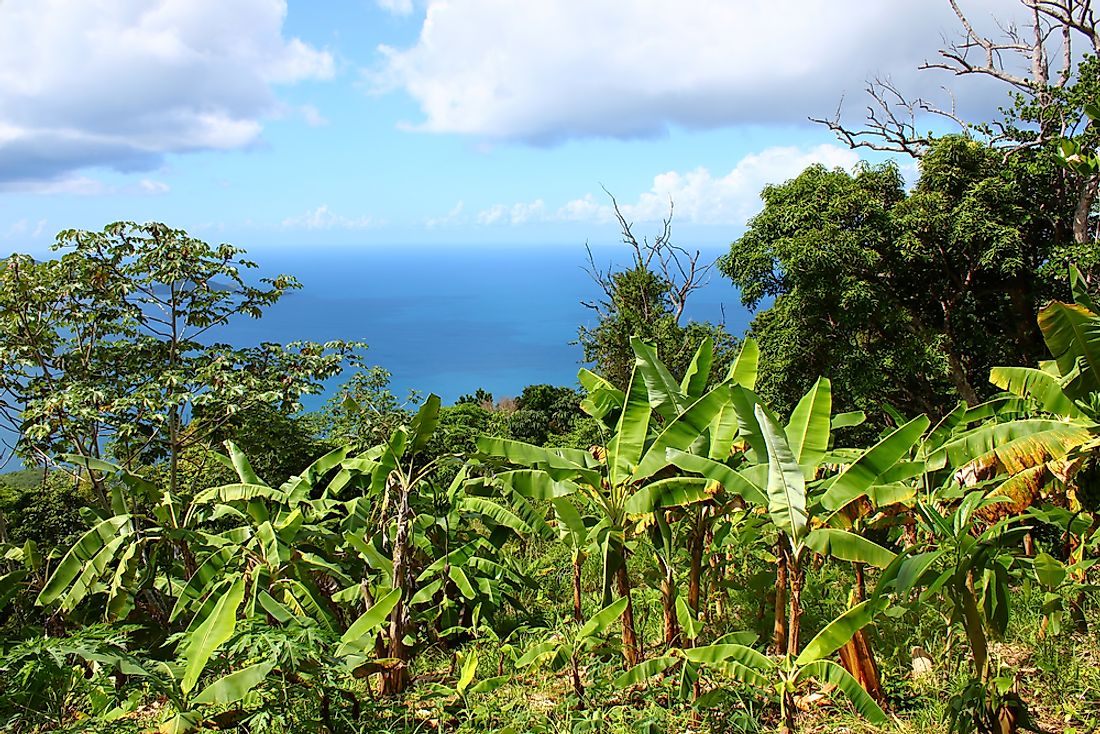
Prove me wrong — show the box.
[0,470,87,551]
[720,138,1089,420]
[0,222,360,502]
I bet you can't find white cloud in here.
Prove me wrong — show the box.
[0,0,333,185]
[282,205,377,230]
[377,0,414,16]
[137,179,171,195]
[477,144,859,227]
[373,0,1017,142]
[476,199,548,226]
[426,200,465,228]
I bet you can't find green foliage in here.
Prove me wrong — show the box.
[0,470,88,551]
[0,222,361,505]
[720,138,1080,423]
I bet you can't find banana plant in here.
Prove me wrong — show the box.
[679,376,924,660]
[514,597,628,703]
[886,492,1026,684]
[933,266,1100,517]
[615,600,887,732]
[481,338,746,665]
[419,649,509,724]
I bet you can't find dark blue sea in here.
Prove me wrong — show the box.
[230,244,750,407]
[1,244,751,469]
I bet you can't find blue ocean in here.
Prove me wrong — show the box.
[227,244,751,407]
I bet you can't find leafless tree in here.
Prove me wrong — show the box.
[583,190,712,324]
[813,0,1100,242]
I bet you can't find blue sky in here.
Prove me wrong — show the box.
[0,0,1018,255]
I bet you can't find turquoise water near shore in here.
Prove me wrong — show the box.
[228,244,751,405]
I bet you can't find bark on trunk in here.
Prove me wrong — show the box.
[773,537,788,655]
[1074,174,1099,245]
[616,562,640,667]
[786,556,804,659]
[382,479,411,695]
[838,563,885,703]
[659,560,680,647]
[688,524,704,616]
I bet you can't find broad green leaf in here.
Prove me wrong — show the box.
[727,338,759,389]
[194,483,285,505]
[633,384,733,479]
[1033,552,1066,590]
[756,405,808,545]
[1070,264,1097,313]
[927,419,1091,473]
[680,337,714,398]
[796,600,876,665]
[458,497,533,534]
[578,368,625,420]
[470,675,510,693]
[785,377,831,471]
[336,587,402,656]
[37,515,132,607]
[684,644,772,685]
[224,440,263,485]
[990,366,1081,418]
[456,651,478,694]
[192,661,274,705]
[551,498,589,547]
[61,533,129,614]
[181,574,246,696]
[607,365,652,487]
[675,596,703,641]
[515,641,560,668]
[804,529,896,569]
[624,477,710,515]
[822,416,930,511]
[579,596,629,638]
[1038,301,1100,392]
[615,655,680,687]
[158,712,202,734]
[832,411,867,430]
[728,386,769,460]
[795,659,887,724]
[494,469,585,499]
[666,449,767,506]
[631,336,691,420]
[409,394,442,454]
[449,565,476,599]
[895,551,945,596]
[477,437,597,471]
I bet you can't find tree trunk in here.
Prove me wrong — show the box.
[773,537,788,655]
[786,555,804,659]
[688,520,705,617]
[1074,174,1099,245]
[615,562,640,667]
[382,479,411,695]
[659,558,680,647]
[572,551,584,623]
[838,563,885,703]
[571,654,585,704]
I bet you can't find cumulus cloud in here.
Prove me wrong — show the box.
[0,0,333,185]
[477,143,859,226]
[282,205,377,230]
[374,0,1018,142]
